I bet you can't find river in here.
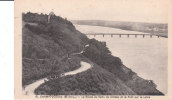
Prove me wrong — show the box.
[74,24,168,94]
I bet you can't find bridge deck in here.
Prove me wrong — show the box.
[85,33,164,38]
[85,33,149,35]
[85,33,163,38]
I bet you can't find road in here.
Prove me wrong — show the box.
[23,44,92,95]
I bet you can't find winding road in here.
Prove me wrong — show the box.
[23,44,92,95]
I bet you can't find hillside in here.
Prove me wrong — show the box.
[71,20,168,37]
[22,12,163,95]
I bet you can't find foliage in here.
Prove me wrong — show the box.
[23,12,163,95]
[35,65,136,95]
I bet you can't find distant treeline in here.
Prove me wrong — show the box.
[72,20,168,37]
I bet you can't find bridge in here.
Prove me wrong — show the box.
[85,33,162,38]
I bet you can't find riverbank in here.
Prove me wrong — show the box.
[74,24,167,93]
[88,35,167,94]
[22,12,164,95]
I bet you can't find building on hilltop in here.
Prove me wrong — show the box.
[48,10,55,23]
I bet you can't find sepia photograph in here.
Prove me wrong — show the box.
[15,0,171,99]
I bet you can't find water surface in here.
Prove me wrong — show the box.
[75,24,167,94]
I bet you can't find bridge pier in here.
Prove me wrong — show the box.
[85,33,163,38]
[135,34,137,38]
[150,35,152,38]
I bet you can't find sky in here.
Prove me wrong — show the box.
[16,0,169,23]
